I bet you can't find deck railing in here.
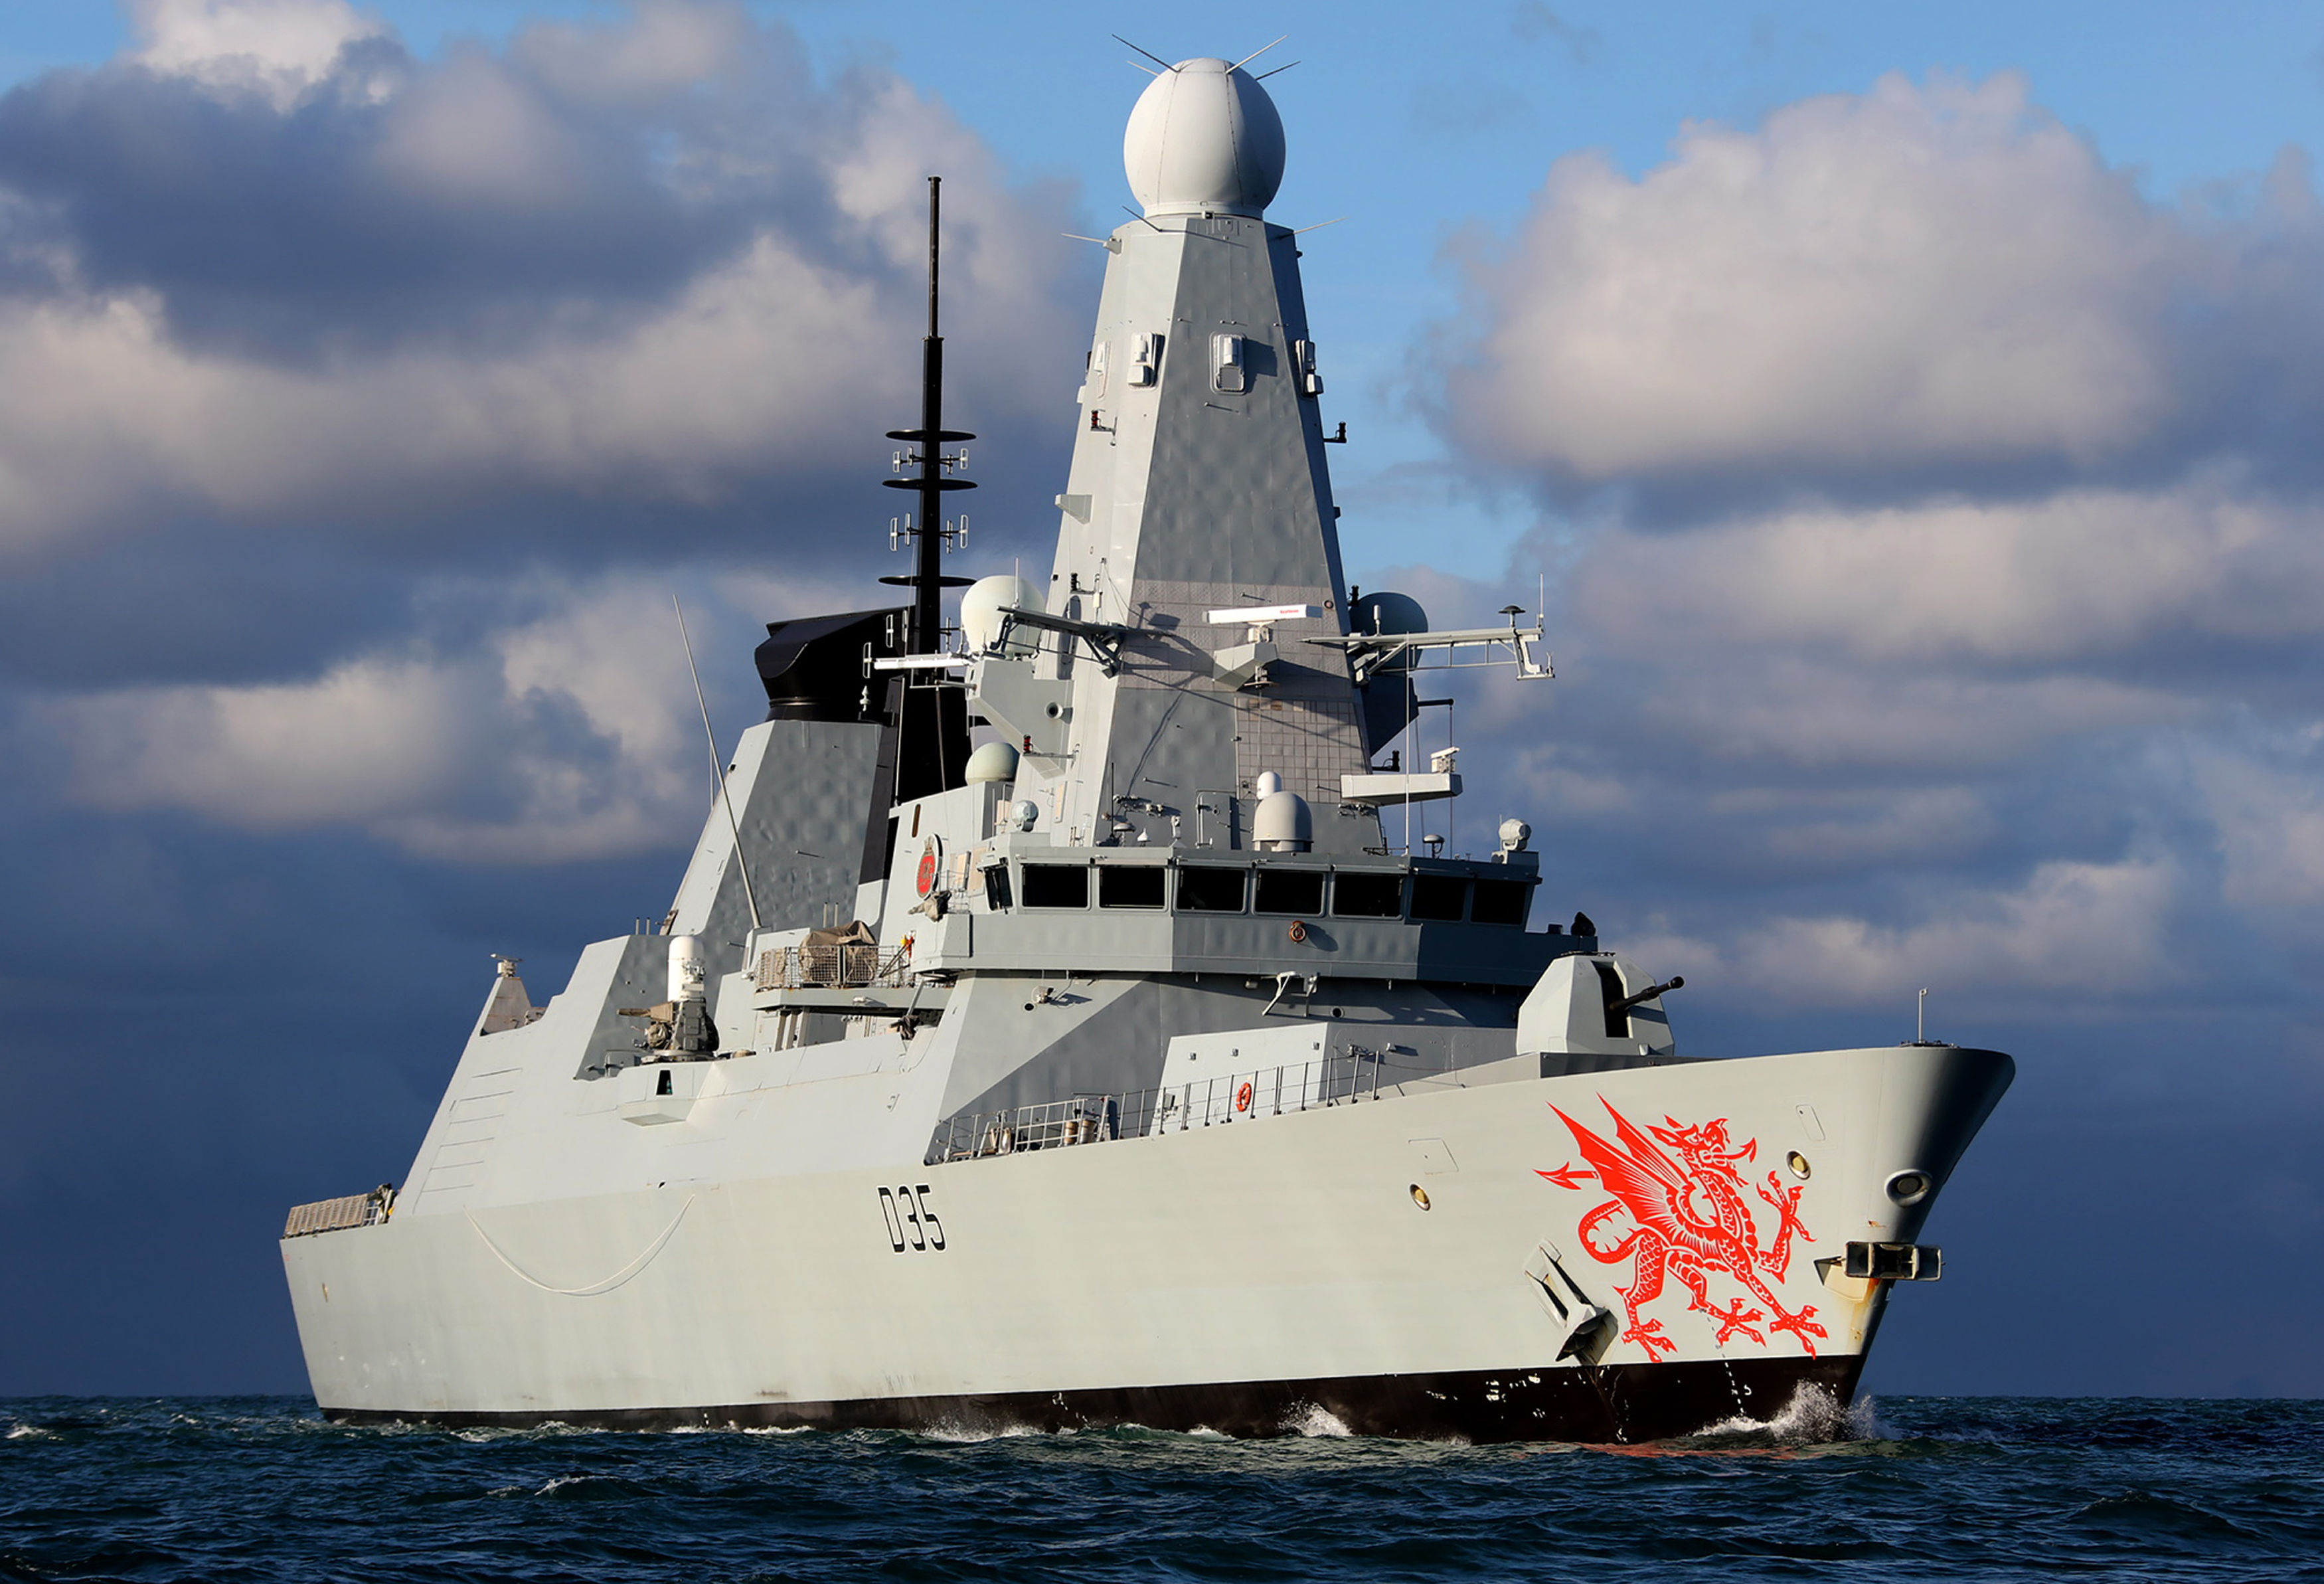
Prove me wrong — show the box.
[926,1051,1390,1164]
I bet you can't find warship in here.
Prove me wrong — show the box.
[281,54,2012,1442]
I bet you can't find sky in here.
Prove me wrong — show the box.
[2,0,2323,1401]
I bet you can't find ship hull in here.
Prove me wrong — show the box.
[285,1044,2006,1443]
[326,1353,1861,1443]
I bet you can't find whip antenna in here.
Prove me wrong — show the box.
[1113,35,1178,72]
[674,594,762,931]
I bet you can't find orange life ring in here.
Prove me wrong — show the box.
[1287,919,1308,944]
[1236,1082,1254,1112]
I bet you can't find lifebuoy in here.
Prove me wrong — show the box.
[1287,919,1308,944]
[1236,1082,1254,1112]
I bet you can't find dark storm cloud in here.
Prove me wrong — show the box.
[0,0,1086,863]
[0,39,719,358]
[0,0,1086,571]
[0,19,989,365]
[0,0,1086,869]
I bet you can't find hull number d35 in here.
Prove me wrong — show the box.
[878,1186,946,1253]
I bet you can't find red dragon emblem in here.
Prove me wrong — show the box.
[1539,1099,1826,1360]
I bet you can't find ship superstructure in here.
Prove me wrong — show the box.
[280,57,2011,1443]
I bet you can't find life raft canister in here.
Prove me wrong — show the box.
[1235,1082,1254,1112]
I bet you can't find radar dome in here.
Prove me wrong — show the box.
[1123,58,1286,219]
[965,741,1021,784]
[960,574,1044,658]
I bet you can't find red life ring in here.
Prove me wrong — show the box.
[1236,1082,1254,1112]
[1287,919,1308,944]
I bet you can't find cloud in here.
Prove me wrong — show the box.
[1444,71,2324,506]
[41,578,676,861]
[1511,4,1602,66]
[1627,855,2181,1009]
[0,0,1084,563]
[1574,480,2324,671]
[29,571,876,863]
[1380,68,2324,1035]
[0,1,1085,861]
[129,0,384,108]
[2189,731,2324,913]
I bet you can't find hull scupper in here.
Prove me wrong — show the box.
[282,55,2014,1443]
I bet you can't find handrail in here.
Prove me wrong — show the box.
[926,1048,1400,1165]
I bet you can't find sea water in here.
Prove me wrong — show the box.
[4,1395,2320,1581]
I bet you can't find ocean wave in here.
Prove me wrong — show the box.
[3,1395,2320,1581]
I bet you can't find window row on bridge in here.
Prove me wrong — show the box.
[1000,863,1532,927]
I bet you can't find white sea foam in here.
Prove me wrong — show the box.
[1286,1404,1353,1438]
[536,1475,589,1494]
[1687,1380,1861,1445]
[915,1419,1050,1443]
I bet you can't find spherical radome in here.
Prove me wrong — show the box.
[1123,58,1286,218]
[964,741,1021,785]
[960,574,1044,658]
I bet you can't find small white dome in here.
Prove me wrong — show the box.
[1254,788,1311,851]
[960,574,1044,657]
[965,741,1021,784]
[1123,58,1286,219]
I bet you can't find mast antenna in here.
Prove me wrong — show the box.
[1112,35,1178,72]
[673,594,762,932]
[1231,36,1287,72]
[880,175,975,654]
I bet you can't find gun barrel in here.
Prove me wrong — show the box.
[1610,974,1684,1017]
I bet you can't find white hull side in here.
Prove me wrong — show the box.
[285,1043,2005,1439]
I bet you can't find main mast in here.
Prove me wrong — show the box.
[882,176,973,654]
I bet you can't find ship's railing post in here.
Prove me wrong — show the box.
[927,1042,1439,1166]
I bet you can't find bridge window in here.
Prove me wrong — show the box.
[1469,879,1529,926]
[1410,875,1469,921]
[1021,865,1089,909]
[1177,866,1246,913]
[1331,872,1404,918]
[1098,865,1166,909]
[1254,869,1325,915]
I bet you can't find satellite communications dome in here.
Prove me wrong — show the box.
[1123,57,1286,219]
[964,741,1021,784]
[960,574,1044,658]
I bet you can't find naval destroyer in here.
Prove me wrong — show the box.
[282,56,2012,1442]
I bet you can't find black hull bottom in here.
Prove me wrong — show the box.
[327,1352,1863,1445]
